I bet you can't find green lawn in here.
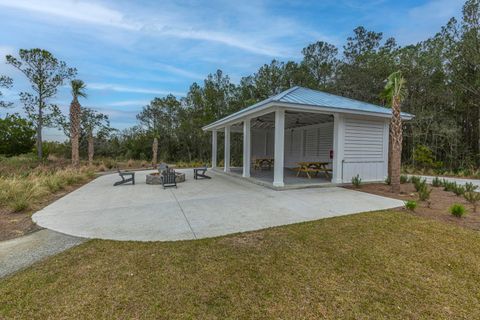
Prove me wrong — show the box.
[1,211,480,319]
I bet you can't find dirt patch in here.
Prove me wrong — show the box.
[345,183,480,231]
[0,181,92,242]
[0,210,40,241]
[219,231,267,248]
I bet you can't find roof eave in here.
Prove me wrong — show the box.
[202,101,415,131]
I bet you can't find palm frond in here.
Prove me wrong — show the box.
[382,71,406,106]
[71,79,87,99]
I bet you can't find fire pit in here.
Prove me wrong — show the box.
[146,172,186,185]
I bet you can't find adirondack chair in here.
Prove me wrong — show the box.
[194,165,211,180]
[158,162,168,174]
[113,168,135,186]
[161,169,177,189]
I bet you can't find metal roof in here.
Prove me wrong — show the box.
[203,86,414,130]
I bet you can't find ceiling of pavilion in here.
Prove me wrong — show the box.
[230,111,333,131]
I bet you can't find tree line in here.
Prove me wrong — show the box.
[1,0,478,170]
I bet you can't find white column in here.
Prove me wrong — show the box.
[224,126,231,172]
[211,130,217,168]
[273,109,285,187]
[332,113,345,183]
[242,119,251,177]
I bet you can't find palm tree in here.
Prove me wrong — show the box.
[383,71,407,193]
[70,80,87,167]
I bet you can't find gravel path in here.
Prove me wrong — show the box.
[0,229,85,278]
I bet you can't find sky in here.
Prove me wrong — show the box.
[0,0,465,141]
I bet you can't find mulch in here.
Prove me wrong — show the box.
[345,182,480,231]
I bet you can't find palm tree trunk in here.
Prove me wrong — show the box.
[152,137,158,165]
[70,98,81,167]
[390,97,403,193]
[87,132,94,166]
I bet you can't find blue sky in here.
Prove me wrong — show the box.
[0,0,465,140]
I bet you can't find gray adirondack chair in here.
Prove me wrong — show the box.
[114,168,135,186]
[161,169,177,189]
[194,165,210,179]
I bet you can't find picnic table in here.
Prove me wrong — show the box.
[253,158,274,170]
[295,161,332,179]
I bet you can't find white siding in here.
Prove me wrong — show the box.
[250,122,334,168]
[341,116,388,182]
[284,122,333,168]
[251,129,274,159]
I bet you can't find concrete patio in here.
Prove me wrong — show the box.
[228,167,332,189]
[33,169,404,242]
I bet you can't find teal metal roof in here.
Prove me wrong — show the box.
[203,86,414,130]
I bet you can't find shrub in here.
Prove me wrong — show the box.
[0,114,36,156]
[414,178,427,192]
[405,200,417,211]
[443,181,457,192]
[432,176,442,187]
[351,174,362,188]
[384,176,391,185]
[450,204,466,217]
[410,176,421,186]
[453,185,466,196]
[418,185,432,201]
[464,192,480,212]
[465,182,478,193]
[400,175,409,184]
[413,145,442,169]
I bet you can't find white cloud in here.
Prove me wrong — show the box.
[409,0,464,21]
[154,63,204,80]
[0,0,138,30]
[0,0,302,57]
[106,99,150,107]
[89,83,184,96]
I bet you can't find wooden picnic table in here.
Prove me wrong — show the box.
[253,158,274,170]
[295,161,332,179]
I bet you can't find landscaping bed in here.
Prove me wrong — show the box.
[0,182,92,241]
[345,181,480,231]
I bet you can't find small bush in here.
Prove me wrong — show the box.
[443,181,457,192]
[405,200,417,211]
[450,204,466,217]
[410,176,421,186]
[453,185,465,196]
[351,174,362,188]
[384,176,391,185]
[465,182,478,193]
[418,186,432,201]
[432,176,442,187]
[414,178,427,192]
[413,145,440,169]
[400,175,409,184]
[464,192,480,212]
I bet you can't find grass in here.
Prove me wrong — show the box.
[0,166,95,213]
[1,211,480,319]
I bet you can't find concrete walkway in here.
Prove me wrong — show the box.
[0,229,85,278]
[411,175,480,188]
[33,169,404,242]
